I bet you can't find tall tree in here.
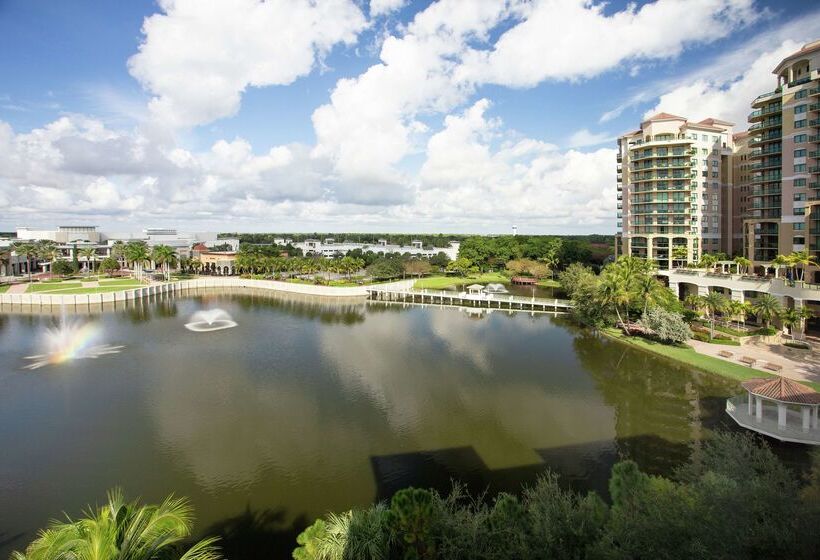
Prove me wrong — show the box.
[701,291,727,340]
[751,294,783,329]
[12,242,38,283]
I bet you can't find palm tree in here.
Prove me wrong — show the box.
[12,242,38,283]
[78,247,97,274]
[0,248,10,277]
[701,291,727,340]
[780,308,800,339]
[788,249,818,282]
[792,306,815,341]
[698,253,718,271]
[671,245,688,269]
[11,488,221,560]
[769,254,789,279]
[151,244,178,281]
[635,274,667,315]
[733,256,751,276]
[598,269,631,334]
[111,240,126,269]
[751,293,783,329]
[124,241,151,282]
[726,299,750,331]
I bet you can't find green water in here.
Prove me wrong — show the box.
[0,289,794,558]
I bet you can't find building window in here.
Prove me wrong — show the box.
[701,134,708,141]
[795,119,806,128]
[794,178,806,187]
[794,104,807,114]
[795,134,807,143]
[794,164,807,173]
[794,237,805,245]
[794,193,807,201]
[711,172,718,178]
[794,149,807,158]
[795,89,807,99]
[794,222,805,231]
[795,207,805,215]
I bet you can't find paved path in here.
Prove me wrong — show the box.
[80,280,100,288]
[689,338,820,384]
[6,283,29,294]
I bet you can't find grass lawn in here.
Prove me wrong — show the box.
[414,273,509,290]
[0,285,9,293]
[601,328,820,391]
[39,286,146,295]
[28,282,83,292]
[537,279,561,288]
[97,279,143,286]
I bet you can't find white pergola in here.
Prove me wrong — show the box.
[727,377,820,445]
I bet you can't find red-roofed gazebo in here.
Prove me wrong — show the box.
[726,377,820,445]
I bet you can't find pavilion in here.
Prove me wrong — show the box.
[725,376,820,445]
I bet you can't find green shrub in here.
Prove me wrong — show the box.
[784,341,811,350]
[691,332,740,346]
[752,326,778,336]
[637,307,692,344]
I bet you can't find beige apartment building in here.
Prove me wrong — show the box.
[744,40,820,282]
[616,113,735,269]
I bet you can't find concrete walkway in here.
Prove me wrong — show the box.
[6,283,29,294]
[689,338,820,385]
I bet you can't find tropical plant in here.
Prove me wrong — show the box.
[51,260,74,277]
[671,245,688,268]
[733,255,752,275]
[11,488,221,560]
[726,299,750,331]
[787,250,818,282]
[701,290,728,340]
[697,253,718,271]
[637,307,692,344]
[769,254,789,279]
[635,274,668,315]
[78,247,97,273]
[751,293,783,329]
[598,268,631,333]
[446,257,475,277]
[12,241,38,283]
[124,241,151,281]
[151,244,178,281]
[99,256,120,276]
[111,240,126,268]
[780,308,801,338]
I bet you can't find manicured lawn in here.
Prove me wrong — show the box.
[537,279,561,288]
[414,273,509,290]
[98,279,143,286]
[0,285,9,293]
[28,282,83,292]
[601,328,820,391]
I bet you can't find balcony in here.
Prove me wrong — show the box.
[752,89,781,106]
[749,159,781,170]
[748,104,782,121]
[749,131,782,146]
[748,117,782,131]
[749,145,782,157]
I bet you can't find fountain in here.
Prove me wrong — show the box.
[184,308,237,332]
[23,311,124,370]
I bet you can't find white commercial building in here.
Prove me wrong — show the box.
[294,238,460,260]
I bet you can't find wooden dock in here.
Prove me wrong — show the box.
[366,287,572,313]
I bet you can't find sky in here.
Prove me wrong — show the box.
[1,0,819,235]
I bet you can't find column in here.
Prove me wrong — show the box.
[777,403,787,429]
[731,290,744,303]
[668,282,679,298]
[813,406,818,429]
[802,407,811,433]
[747,391,753,415]
[697,285,710,297]
[755,397,763,423]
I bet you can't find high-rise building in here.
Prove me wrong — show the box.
[729,131,753,257]
[744,40,820,281]
[616,113,735,269]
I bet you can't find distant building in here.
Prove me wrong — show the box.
[293,239,460,260]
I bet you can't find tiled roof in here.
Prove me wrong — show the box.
[644,112,686,121]
[741,377,820,405]
[698,118,734,127]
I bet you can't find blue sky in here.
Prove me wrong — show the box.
[1,0,819,234]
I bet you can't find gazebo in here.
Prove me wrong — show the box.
[725,376,820,445]
[466,284,484,295]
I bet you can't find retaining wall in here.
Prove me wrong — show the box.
[0,277,416,310]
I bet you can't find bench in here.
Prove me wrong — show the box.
[739,356,756,367]
[763,362,783,372]
[717,350,734,358]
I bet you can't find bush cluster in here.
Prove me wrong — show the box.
[293,433,820,560]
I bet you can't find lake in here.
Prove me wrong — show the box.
[0,289,802,558]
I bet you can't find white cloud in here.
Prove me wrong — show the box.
[370,0,406,17]
[567,129,611,148]
[461,0,758,87]
[605,9,820,125]
[415,100,615,229]
[128,0,367,128]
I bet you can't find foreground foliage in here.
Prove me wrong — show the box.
[293,433,820,560]
[13,488,221,560]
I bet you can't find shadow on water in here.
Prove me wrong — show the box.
[369,435,692,505]
[203,506,309,560]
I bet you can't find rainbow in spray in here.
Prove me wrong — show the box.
[23,318,124,370]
